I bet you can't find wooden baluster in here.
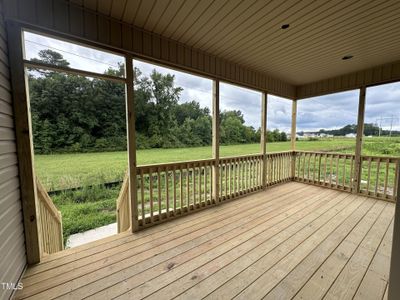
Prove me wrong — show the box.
[329,154,333,186]
[225,160,228,198]
[140,169,145,222]
[149,169,154,223]
[302,153,306,181]
[317,154,322,184]
[366,157,372,194]
[234,159,237,194]
[374,158,381,197]
[384,159,390,198]
[260,156,263,186]
[220,162,224,199]
[296,153,300,180]
[180,166,183,210]
[349,155,354,191]
[307,153,311,181]
[335,155,340,188]
[256,156,259,188]
[173,167,177,214]
[204,165,207,203]
[323,154,328,184]
[193,164,196,206]
[165,168,169,218]
[209,164,212,202]
[393,160,399,200]
[199,164,202,205]
[187,164,190,208]
[157,168,161,217]
[342,156,346,189]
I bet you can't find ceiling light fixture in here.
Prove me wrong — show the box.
[281,24,290,29]
[342,55,354,60]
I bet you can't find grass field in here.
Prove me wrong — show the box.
[36,137,400,244]
[36,138,361,190]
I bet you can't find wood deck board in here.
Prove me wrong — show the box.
[16,183,395,300]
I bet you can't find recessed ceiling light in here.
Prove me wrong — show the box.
[281,24,290,29]
[342,55,354,60]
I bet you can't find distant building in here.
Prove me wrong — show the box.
[345,133,356,138]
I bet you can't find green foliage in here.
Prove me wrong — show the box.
[29,50,287,154]
[52,184,120,244]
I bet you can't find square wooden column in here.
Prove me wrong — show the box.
[389,167,400,299]
[291,100,297,178]
[261,92,268,189]
[7,22,41,264]
[353,86,366,193]
[212,79,220,204]
[125,56,138,231]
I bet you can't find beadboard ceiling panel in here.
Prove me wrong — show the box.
[68,0,400,86]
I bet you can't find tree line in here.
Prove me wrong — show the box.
[29,50,287,154]
[298,123,400,137]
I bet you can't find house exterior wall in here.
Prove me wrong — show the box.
[0,2,27,300]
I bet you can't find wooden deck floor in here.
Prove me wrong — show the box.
[16,182,395,300]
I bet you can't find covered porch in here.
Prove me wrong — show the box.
[1,0,400,299]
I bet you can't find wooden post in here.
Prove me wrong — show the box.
[7,22,41,264]
[125,56,138,231]
[353,86,366,193]
[291,100,297,178]
[389,167,400,300]
[212,79,220,204]
[261,92,267,189]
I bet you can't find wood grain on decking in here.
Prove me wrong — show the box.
[15,182,394,300]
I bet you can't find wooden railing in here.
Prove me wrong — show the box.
[133,153,294,228]
[219,154,263,200]
[136,158,215,226]
[36,179,63,254]
[359,155,399,200]
[116,173,130,233]
[294,151,355,191]
[265,151,293,185]
[293,151,399,201]
[117,151,398,230]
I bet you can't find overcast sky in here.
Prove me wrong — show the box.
[24,31,400,133]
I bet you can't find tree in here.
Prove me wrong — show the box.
[31,49,70,67]
[29,49,291,153]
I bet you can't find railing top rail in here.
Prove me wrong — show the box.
[295,150,400,161]
[294,150,355,156]
[360,154,400,161]
[137,158,216,171]
[36,178,62,223]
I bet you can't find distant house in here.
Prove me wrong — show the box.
[345,133,356,138]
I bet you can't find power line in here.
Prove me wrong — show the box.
[25,39,122,69]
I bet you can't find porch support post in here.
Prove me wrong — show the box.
[261,92,268,189]
[7,22,41,264]
[126,55,138,231]
[291,100,297,178]
[353,86,366,193]
[212,79,220,204]
[388,167,400,300]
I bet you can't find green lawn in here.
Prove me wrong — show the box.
[36,138,358,190]
[36,136,400,245]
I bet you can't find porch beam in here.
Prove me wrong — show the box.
[353,86,366,193]
[212,80,220,204]
[7,22,41,264]
[126,56,138,231]
[261,92,268,189]
[388,166,400,299]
